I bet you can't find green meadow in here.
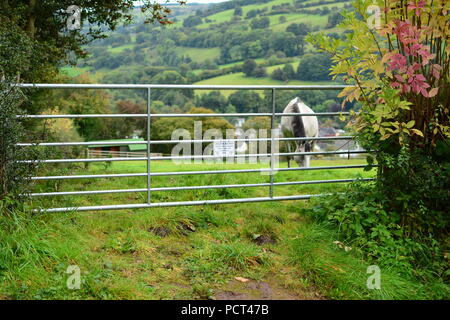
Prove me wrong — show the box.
[174,47,221,63]
[195,71,335,97]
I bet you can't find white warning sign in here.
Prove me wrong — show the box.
[213,140,236,157]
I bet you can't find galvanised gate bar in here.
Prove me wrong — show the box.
[16,84,373,213]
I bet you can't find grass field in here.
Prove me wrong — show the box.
[270,13,329,32]
[109,44,135,54]
[195,71,335,97]
[60,66,91,77]
[196,0,348,31]
[199,0,298,28]
[174,47,221,63]
[2,157,443,300]
[32,158,372,209]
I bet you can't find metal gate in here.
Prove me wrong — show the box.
[17,84,372,213]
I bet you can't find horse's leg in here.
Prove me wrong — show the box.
[305,142,311,168]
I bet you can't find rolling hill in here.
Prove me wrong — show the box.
[61,0,352,117]
[68,0,349,82]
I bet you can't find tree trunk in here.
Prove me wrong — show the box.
[25,0,37,38]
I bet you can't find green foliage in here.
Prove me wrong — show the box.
[151,107,234,154]
[289,221,449,299]
[0,79,41,204]
[109,100,146,139]
[271,68,288,81]
[282,63,296,80]
[151,70,193,106]
[308,0,449,152]
[0,1,187,137]
[183,15,202,28]
[228,90,264,113]
[304,0,450,294]
[297,53,333,81]
[242,117,271,131]
[0,17,47,82]
[196,91,228,113]
[0,1,185,80]
[49,74,112,141]
[271,63,296,81]
[250,17,270,29]
[242,59,258,77]
[326,11,344,28]
[307,179,449,283]
[252,65,267,78]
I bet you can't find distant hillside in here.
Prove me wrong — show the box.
[67,0,349,81]
[61,0,354,121]
[56,0,360,142]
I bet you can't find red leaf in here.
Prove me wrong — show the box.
[415,74,426,81]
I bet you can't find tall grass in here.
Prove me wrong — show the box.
[287,222,447,299]
[1,159,446,300]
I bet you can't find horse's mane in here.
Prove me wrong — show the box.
[291,98,306,140]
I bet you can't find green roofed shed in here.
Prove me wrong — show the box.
[87,139,147,151]
[86,139,149,158]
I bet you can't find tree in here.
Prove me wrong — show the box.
[242,59,257,77]
[0,18,45,83]
[320,7,331,16]
[252,66,267,78]
[286,23,311,36]
[151,117,193,154]
[228,91,263,113]
[188,107,234,132]
[52,74,112,141]
[0,78,41,205]
[183,15,202,28]
[0,1,185,83]
[234,6,243,16]
[242,117,271,131]
[242,41,264,59]
[282,64,296,80]
[246,10,258,19]
[308,0,449,250]
[197,91,228,113]
[151,107,233,154]
[326,11,344,29]
[250,17,270,30]
[151,70,193,106]
[271,68,287,81]
[109,100,146,138]
[297,54,332,81]
[270,32,303,57]
[0,0,188,148]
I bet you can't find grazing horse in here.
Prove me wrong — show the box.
[281,97,319,167]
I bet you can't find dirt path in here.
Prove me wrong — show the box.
[214,278,322,300]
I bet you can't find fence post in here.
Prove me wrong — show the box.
[147,87,152,204]
[269,88,275,198]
